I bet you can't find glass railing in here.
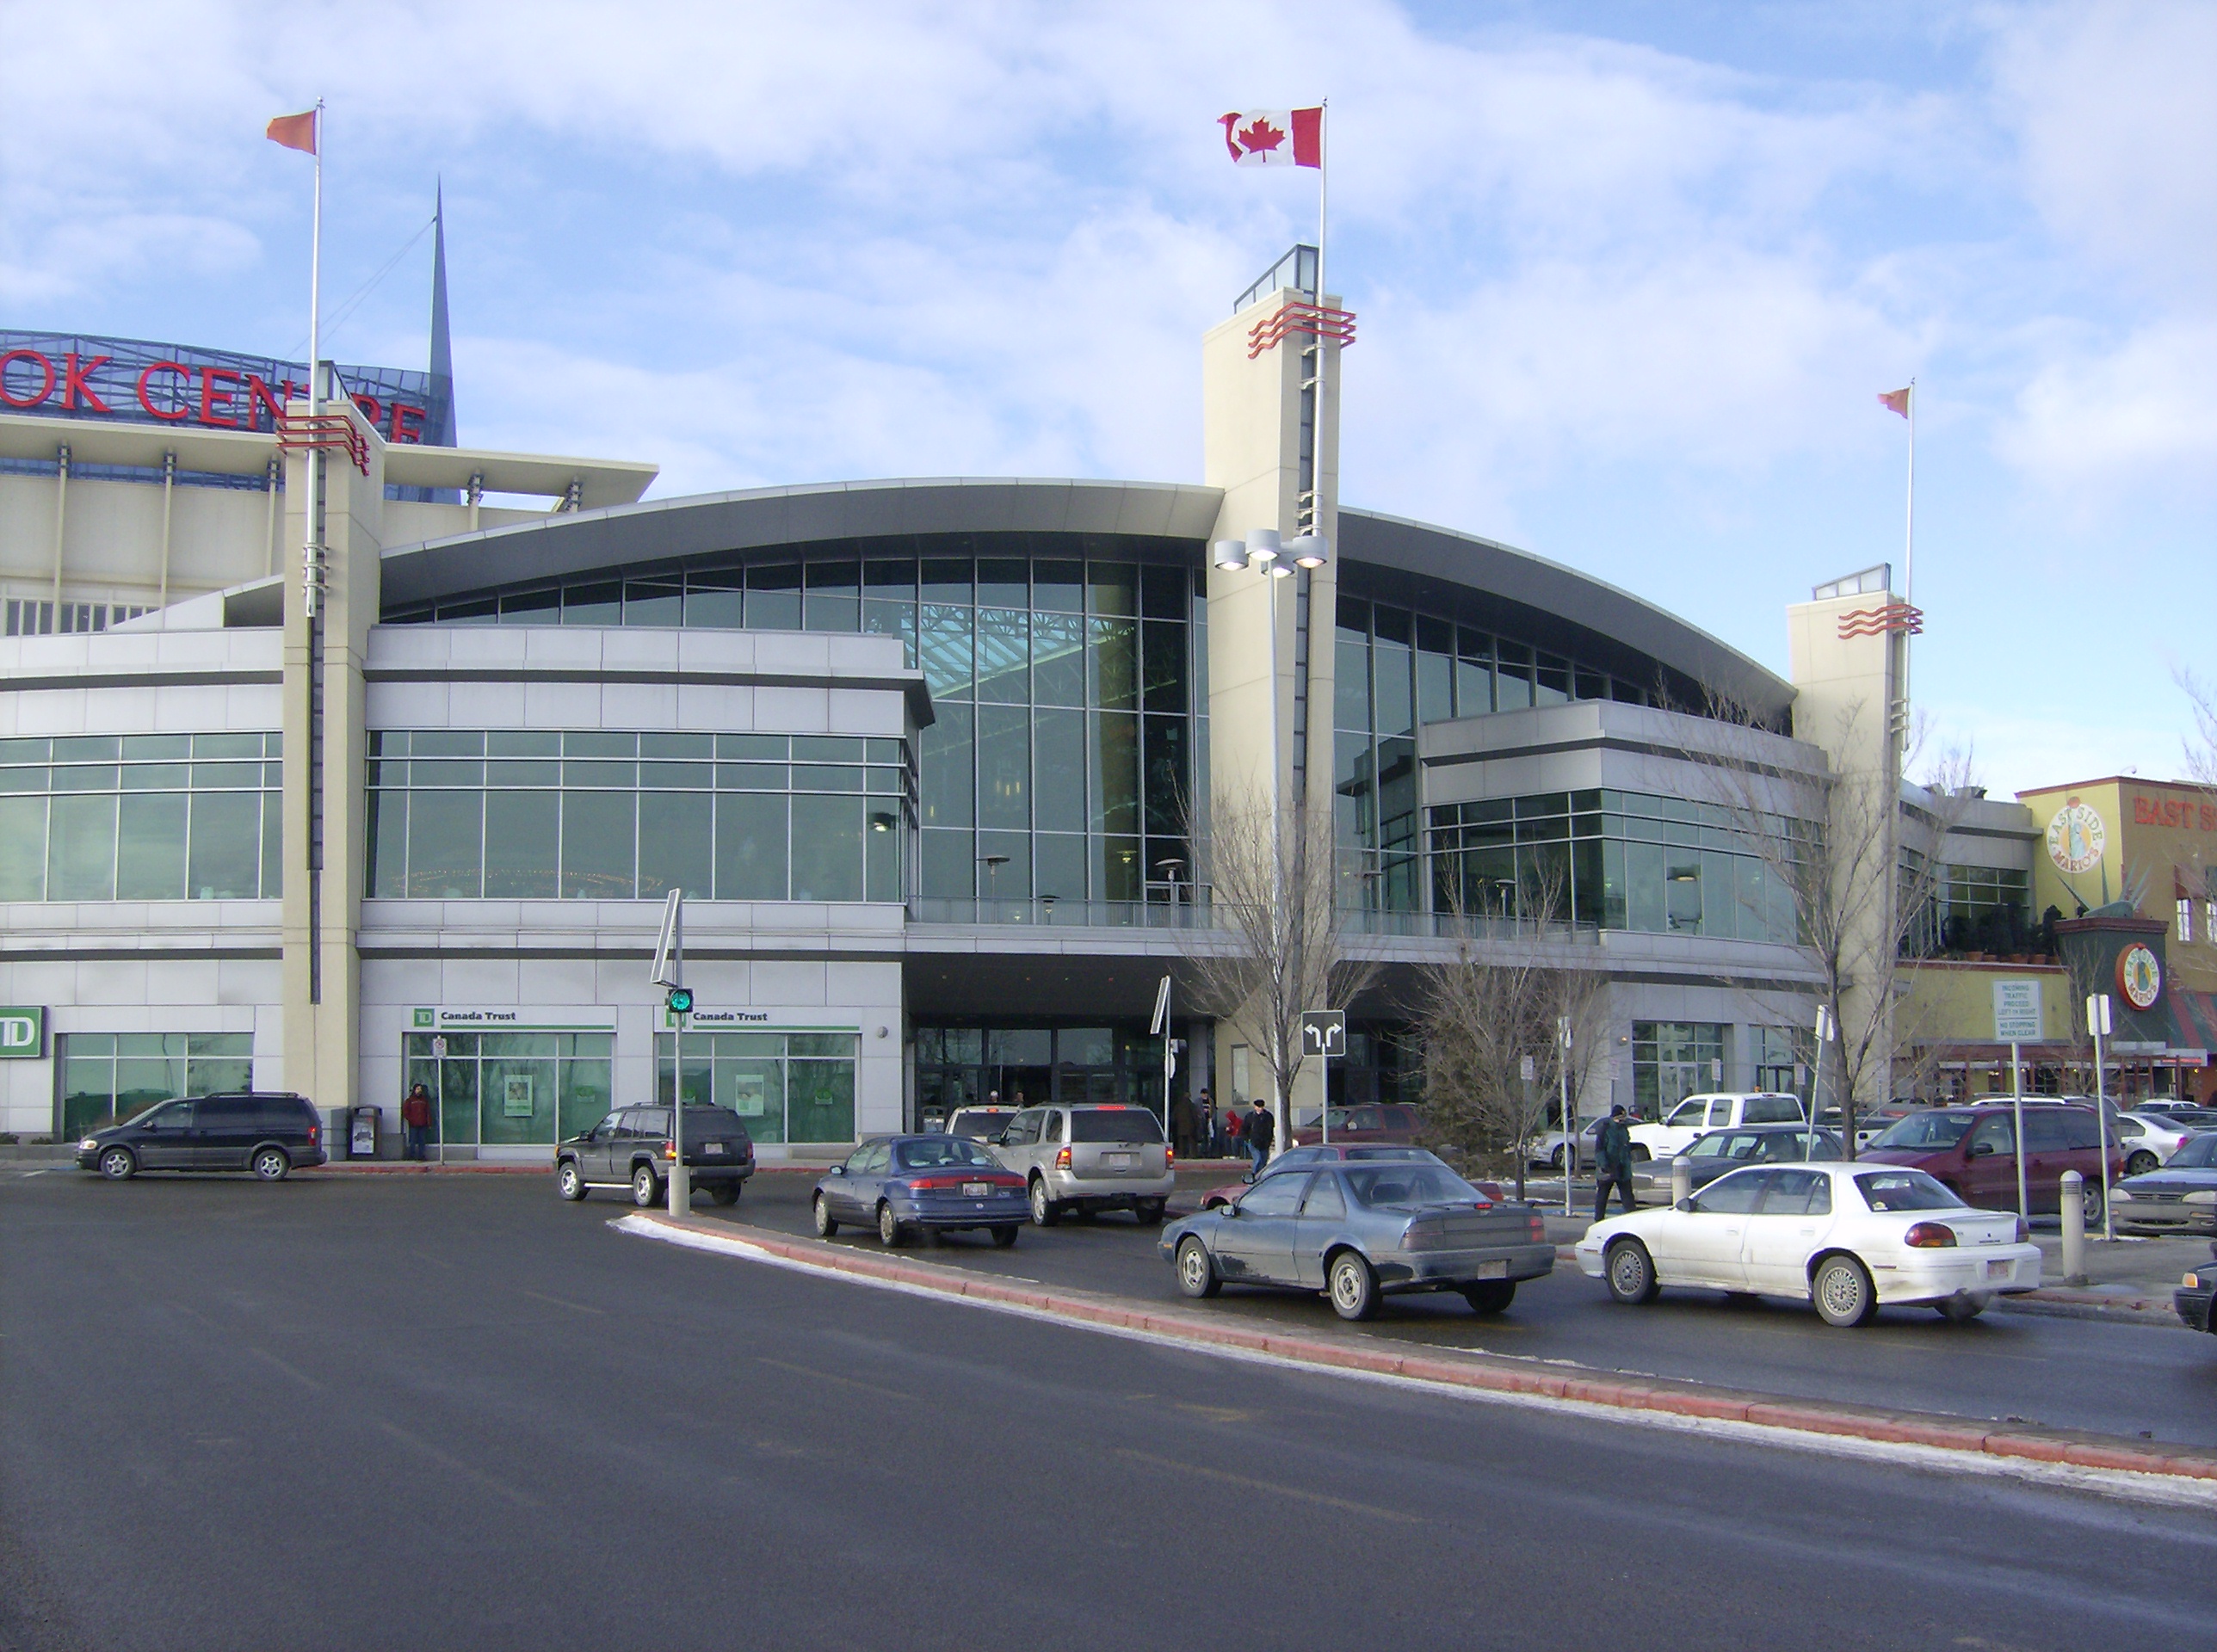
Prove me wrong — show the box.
[907,897,1211,928]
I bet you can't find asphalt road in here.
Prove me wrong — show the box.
[3,1168,2211,1652]
[708,1169,2217,1448]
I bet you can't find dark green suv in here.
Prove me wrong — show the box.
[555,1105,754,1208]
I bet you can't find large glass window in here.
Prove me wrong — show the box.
[366,731,911,903]
[400,1030,614,1148]
[655,1030,858,1143]
[0,734,281,903]
[56,1032,255,1139]
[1633,1021,1729,1118]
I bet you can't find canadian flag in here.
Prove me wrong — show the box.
[1220,108,1323,168]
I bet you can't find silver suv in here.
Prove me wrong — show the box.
[991,1104,1174,1226]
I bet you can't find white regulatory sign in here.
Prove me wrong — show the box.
[1992,978,2043,1043]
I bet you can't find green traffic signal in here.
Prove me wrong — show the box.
[666,987,694,1015]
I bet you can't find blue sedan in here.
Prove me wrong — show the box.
[1162,1161,1555,1321]
[813,1134,1028,1248]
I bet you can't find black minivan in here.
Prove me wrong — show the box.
[76,1092,329,1182]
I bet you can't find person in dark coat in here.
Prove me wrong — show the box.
[401,1082,434,1161]
[1244,1098,1275,1177]
[1592,1103,1636,1220]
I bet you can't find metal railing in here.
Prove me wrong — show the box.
[907,897,1212,929]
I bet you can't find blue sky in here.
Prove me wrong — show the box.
[6,1,2210,795]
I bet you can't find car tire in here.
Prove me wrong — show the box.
[1604,1239,1662,1304]
[1133,1199,1166,1225]
[97,1145,137,1181]
[1029,1178,1061,1228]
[250,1147,290,1182]
[1462,1280,1516,1315]
[812,1193,838,1236]
[1549,1145,1566,1172]
[2080,1178,2106,1227]
[1813,1254,1877,1328]
[631,1165,663,1209]
[1935,1292,1987,1322]
[556,1159,588,1202]
[707,1184,741,1207]
[2125,1151,2158,1178]
[1176,1235,1220,1298]
[1630,1145,1651,1162]
[1327,1250,1379,1322]
[877,1201,904,1248]
[991,1224,1020,1249]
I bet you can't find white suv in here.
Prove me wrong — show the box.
[1628,1093,1807,1162]
[989,1103,1175,1226]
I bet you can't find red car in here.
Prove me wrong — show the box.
[1288,1103,1422,1150]
[1858,1102,2123,1222]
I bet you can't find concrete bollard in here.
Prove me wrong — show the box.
[2060,1169,2086,1286]
[1671,1155,1692,1207]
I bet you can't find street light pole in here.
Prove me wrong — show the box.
[2089,992,2114,1242]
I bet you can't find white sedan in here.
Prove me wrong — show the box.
[2114,1112,2198,1176]
[1574,1162,2041,1328]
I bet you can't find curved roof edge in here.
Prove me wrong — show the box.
[380,478,1225,607]
[1338,508,1793,723]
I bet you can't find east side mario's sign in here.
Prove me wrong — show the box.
[0,330,451,448]
[2133,791,2217,833]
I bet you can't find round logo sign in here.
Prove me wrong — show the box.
[2046,799,2106,875]
[2117,943,2162,1012]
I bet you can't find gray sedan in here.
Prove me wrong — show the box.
[2109,1131,2217,1233]
[1160,1161,1555,1322]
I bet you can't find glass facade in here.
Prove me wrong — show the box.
[655,1031,858,1143]
[57,1032,256,1139]
[365,731,909,903]
[383,534,1209,914]
[0,733,282,903]
[911,1024,1178,1124]
[1632,1021,1729,1118]
[401,1031,614,1148]
[1923,863,2034,956]
[1428,791,1803,944]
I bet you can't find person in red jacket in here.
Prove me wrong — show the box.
[401,1082,434,1161]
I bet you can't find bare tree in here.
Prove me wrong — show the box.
[2181,669,2217,791]
[1181,786,1378,1159]
[1683,694,1979,1151]
[1411,872,1607,1198]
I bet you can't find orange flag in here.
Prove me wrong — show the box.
[266,109,318,155]
[1878,386,1911,418]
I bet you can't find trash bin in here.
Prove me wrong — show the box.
[349,1105,380,1160]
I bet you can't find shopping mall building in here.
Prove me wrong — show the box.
[4,245,2209,1154]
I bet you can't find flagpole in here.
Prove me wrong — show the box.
[305,99,324,618]
[1314,100,1328,538]
[1900,377,1915,754]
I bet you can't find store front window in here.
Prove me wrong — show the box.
[1632,1021,1728,1119]
[57,1032,255,1140]
[654,1031,857,1143]
[402,1031,614,1148]
[912,1023,1173,1125]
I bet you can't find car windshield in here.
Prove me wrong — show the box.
[896,1137,998,1170]
[1853,1170,1967,1212]
[1868,1112,1973,1150]
[948,1111,1012,1139]
[2163,1135,2217,1169]
[1343,1164,1485,1209]
[1070,1109,1164,1143]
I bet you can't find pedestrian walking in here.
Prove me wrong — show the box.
[1196,1088,1217,1156]
[401,1082,434,1161]
[1244,1097,1275,1177]
[1593,1103,1636,1221]
[1171,1092,1195,1158]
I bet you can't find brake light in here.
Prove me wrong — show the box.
[1166,1148,1176,1167]
[1903,1222,1957,1248]
[307,1123,318,1143]
[909,1175,965,1191]
[664,1140,676,1161]
[1056,1147,1071,1170]
[1528,1212,1546,1241]
[2013,1217,2030,1243]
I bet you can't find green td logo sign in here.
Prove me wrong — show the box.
[0,1007,46,1058]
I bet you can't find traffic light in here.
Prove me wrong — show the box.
[665,987,694,1016]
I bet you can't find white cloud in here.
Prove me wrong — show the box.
[1994,315,2217,499]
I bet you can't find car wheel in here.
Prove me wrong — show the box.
[812,1193,837,1236]
[991,1224,1020,1249]
[1029,1178,1060,1227]
[1935,1292,1987,1322]
[250,1147,290,1182]
[1813,1255,1877,1328]
[556,1159,587,1202]
[1462,1280,1516,1316]
[1176,1235,1221,1298]
[2080,1178,2106,1227]
[1604,1239,1662,1304]
[1630,1145,1651,1162]
[2125,1150,2158,1178]
[877,1201,904,1248]
[707,1184,741,1207]
[631,1165,663,1209]
[1549,1145,1566,1171]
[1327,1250,1379,1321]
[1133,1199,1166,1225]
[97,1146,137,1180]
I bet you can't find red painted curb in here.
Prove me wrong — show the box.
[634,1213,2217,1486]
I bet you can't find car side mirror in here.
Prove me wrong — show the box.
[1222,1203,1241,1217]
[827,1165,845,1176]
[1970,1143,1992,1157]
[1675,1198,1694,1212]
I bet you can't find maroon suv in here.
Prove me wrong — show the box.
[1859,1102,2122,1220]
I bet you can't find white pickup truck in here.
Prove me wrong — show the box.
[1627,1092,1806,1162]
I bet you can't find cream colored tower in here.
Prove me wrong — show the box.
[280,396,386,1109]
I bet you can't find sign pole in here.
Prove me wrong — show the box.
[1558,1015,1573,1219]
[1150,976,1173,1143]
[2010,1039,2027,1222]
[2089,993,2113,1242]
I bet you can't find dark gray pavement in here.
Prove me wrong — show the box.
[3,1168,2211,1651]
[710,1169,2217,1448]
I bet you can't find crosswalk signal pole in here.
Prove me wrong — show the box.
[653,890,690,1219]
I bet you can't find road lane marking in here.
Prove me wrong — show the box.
[374,1420,540,1509]
[752,1355,919,1406]
[521,1289,604,1316]
[249,1347,326,1392]
[616,1213,2217,1512]
[1114,1447,1418,1524]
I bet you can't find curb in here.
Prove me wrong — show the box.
[624,1212,2217,1493]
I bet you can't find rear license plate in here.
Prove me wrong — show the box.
[1106,1152,1135,1169]
[702,1142,725,1156]
[1985,1259,2010,1280]
[1474,1259,1508,1279]
[963,1182,991,1197]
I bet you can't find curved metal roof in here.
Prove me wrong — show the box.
[379,477,1790,719]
